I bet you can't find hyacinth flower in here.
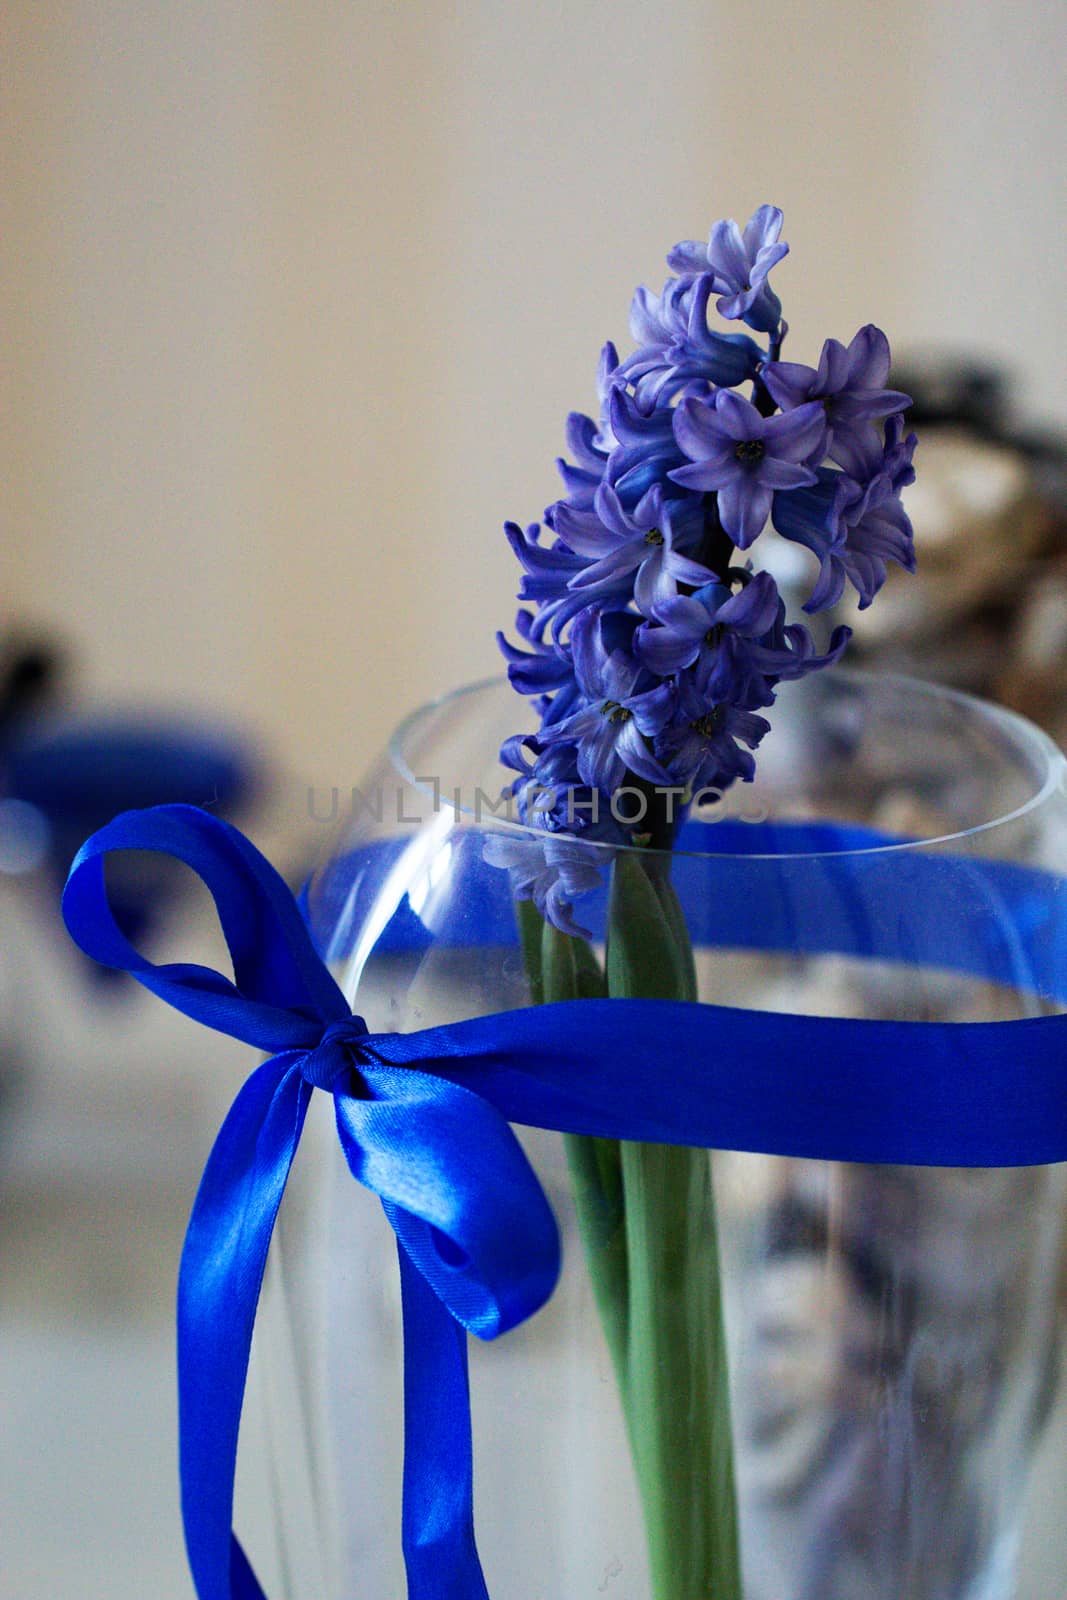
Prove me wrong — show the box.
[554,340,620,510]
[773,416,918,611]
[538,607,673,790]
[655,664,772,791]
[636,569,852,707]
[762,323,912,477]
[601,384,697,501]
[496,609,574,699]
[621,274,764,411]
[489,205,917,1600]
[482,826,607,942]
[552,483,713,615]
[671,386,827,547]
[503,519,594,641]
[636,570,785,678]
[668,203,789,334]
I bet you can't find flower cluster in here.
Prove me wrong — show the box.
[492,206,917,934]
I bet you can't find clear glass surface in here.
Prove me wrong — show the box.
[255,668,1067,1600]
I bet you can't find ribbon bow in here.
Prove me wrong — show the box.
[62,804,559,1600]
[62,804,1067,1600]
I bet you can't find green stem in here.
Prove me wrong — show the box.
[607,852,741,1600]
[524,903,631,1385]
[517,867,742,1599]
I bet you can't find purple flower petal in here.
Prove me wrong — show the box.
[668,458,733,493]
[761,358,817,410]
[567,541,643,590]
[576,717,623,791]
[718,478,773,548]
[672,395,734,462]
[708,219,751,291]
[616,717,669,785]
[666,238,711,276]
[713,387,765,441]
[716,571,780,635]
[742,204,785,264]
[550,502,621,559]
[846,324,891,388]
[627,681,674,738]
[764,400,826,462]
[636,619,701,676]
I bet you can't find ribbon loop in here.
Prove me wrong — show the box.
[339,1062,561,1339]
[62,802,351,1052]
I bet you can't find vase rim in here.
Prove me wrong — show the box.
[387,666,1067,862]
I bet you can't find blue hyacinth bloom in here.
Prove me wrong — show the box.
[671,389,826,548]
[493,208,916,931]
[553,484,712,618]
[539,608,672,791]
[553,341,619,510]
[618,274,765,410]
[655,660,772,791]
[669,205,788,335]
[761,325,912,478]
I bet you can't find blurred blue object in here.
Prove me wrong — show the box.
[6,714,254,825]
[2,714,261,978]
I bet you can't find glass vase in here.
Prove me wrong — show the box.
[250,668,1067,1600]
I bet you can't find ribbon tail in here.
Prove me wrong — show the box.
[229,1535,269,1600]
[395,1231,491,1600]
[178,1053,311,1600]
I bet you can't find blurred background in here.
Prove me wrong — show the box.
[2,2,1066,1595]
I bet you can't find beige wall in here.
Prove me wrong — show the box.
[5,0,1066,788]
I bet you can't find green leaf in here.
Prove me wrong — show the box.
[652,872,699,1003]
[513,878,741,1600]
[535,919,629,1388]
[606,850,687,1001]
[605,849,741,1600]
[516,898,545,1005]
[542,918,605,1005]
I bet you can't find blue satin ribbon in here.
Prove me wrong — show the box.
[62,804,1067,1600]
